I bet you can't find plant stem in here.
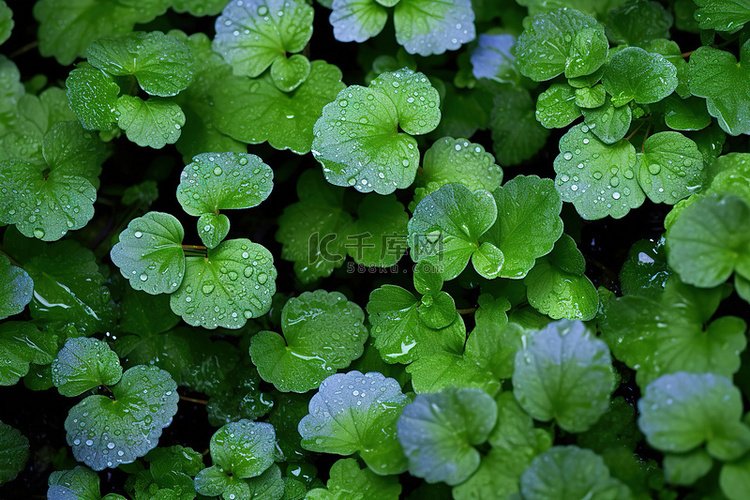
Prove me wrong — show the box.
[456,307,477,315]
[180,395,208,405]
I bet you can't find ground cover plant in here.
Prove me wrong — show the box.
[1,0,750,498]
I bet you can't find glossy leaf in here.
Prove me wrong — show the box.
[397,387,496,485]
[305,458,401,500]
[65,365,178,470]
[312,68,440,194]
[0,253,32,320]
[249,291,368,392]
[110,212,186,296]
[299,371,409,475]
[213,0,314,78]
[637,131,704,204]
[0,322,51,386]
[65,67,120,130]
[694,0,750,31]
[116,96,185,149]
[513,320,615,433]
[87,31,195,97]
[393,0,476,56]
[0,421,28,485]
[52,338,123,397]
[170,238,277,329]
[330,0,388,43]
[554,123,644,219]
[489,88,550,166]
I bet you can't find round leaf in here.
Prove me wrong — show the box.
[393,0,476,57]
[116,95,185,149]
[213,0,314,77]
[330,0,387,43]
[637,131,704,204]
[52,338,123,397]
[513,319,615,433]
[299,370,408,475]
[65,365,178,470]
[397,387,497,485]
[602,47,678,106]
[0,253,33,320]
[197,213,230,250]
[249,290,368,392]
[110,212,186,295]
[0,421,28,484]
[65,67,120,130]
[170,238,277,329]
[554,123,644,219]
[270,53,311,92]
[209,420,276,478]
[176,152,273,216]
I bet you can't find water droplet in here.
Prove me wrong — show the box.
[139,273,148,281]
[202,283,215,295]
[134,231,143,238]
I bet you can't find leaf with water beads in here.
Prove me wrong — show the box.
[305,458,402,500]
[535,83,580,129]
[602,47,678,107]
[470,33,519,83]
[515,8,608,81]
[513,320,615,433]
[65,365,178,471]
[554,123,644,220]
[65,67,120,131]
[270,53,311,92]
[636,131,704,204]
[87,31,195,97]
[0,322,51,386]
[0,1,11,46]
[299,370,409,475]
[213,0,314,78]
[393,0,476,56]
[638,372,750,461]
[170,238,276,329]
[110,212,186,296]
[213,60,345,154]
[312,68,440,194]
[52,338,123,397]
[408,183,498,280]
[0,253,32,320]
[694,0,750,32]
[489,88,550,166]
[581,95,632,145]
[116,95,185,149]
[177,152,274,216]
[47,466,128,499]
[249,290,368,392]
[397,386,497,485]
[688,40,750,136]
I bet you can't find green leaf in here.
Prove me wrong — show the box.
[206,420,276,478]
[638,372,750,460]
[602,47,677,107]
[663,449,713,486]
[520,446,631,500]
[554,123,644,219]
[662,95,712,131]
[198,213,231,250]
[393,0,476,56]
[313,68,440,193]
[366,284,466,365]
[298,370,408,475]
[305,458,401,500]
[397,387,496,485]
[214,60,345,154]
[276,170,353,283]
[116,95,185,149]
[330,0,387,44]
[65,365,178,470]
[345,194,409,267]
[110,212,186,296]
[524,234,598,320]
[619,237,671,297]
[489,88,550,166]
[170,238,277,329]
[694,0,750,31]
[575,84,606,108]
[52,338,123,397]
[666,193,750,287]
[535,83,581,129]
[212,0,314,78]
[32,0,170,65]
[600,277,747,387]
[409,183,498,280]
[513,319,615,433]
[270,54,311,92]
[515,8,609,81]
[206,362,274,426]
[119,287,180,337]
[87,31,195,97]
[65,67,120,130]
[481,175,564,279]
[0,1,12,46]
[0,122,105,241]
[605,0,673,46]
[416,137,503,205]
[0,421,28,484]
[0,253,33,320]
[470,33,521,84]
[0,55,23,133]
[688,41,750,136]
[721,453,750,500]
[172,0,228,16]
[176,152,274,216]
[249,290,368,392]
[48,466,127,500]
[636,131,704,204]
[7,237,117,335]
[581,95,632,144]
[0,322,46,385]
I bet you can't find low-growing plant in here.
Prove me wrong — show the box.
[1,0,750,499]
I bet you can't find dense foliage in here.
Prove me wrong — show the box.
[1,0,750,498]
